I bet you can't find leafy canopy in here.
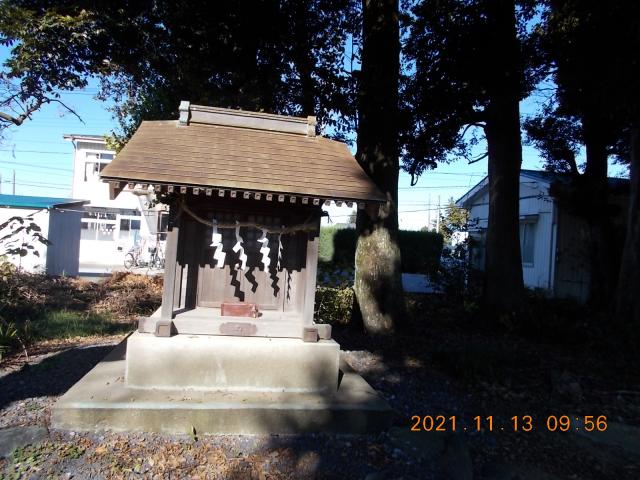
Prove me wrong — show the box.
[0,0,359,142]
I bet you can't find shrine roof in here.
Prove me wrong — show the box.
[100,103,386,204]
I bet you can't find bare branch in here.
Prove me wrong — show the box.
[48,98,85,124]
[0,94,84,127]
[0,97,45,126]
[460,122,486,138]
[467,151,489,164]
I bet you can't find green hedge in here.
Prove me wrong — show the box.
[314,286,354,325]
[319,227,443,274]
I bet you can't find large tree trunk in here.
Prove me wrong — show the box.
[616,126,640,330]
[482,0,524,316]
[583,132,615,308]
[352,0,405,335]
[581,118,617,308]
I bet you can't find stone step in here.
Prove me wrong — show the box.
[52,337,392,435]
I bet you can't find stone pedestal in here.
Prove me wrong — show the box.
[125,332,340,393]
[52,336,393,434]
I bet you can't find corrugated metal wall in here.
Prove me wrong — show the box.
[46,209,83,276]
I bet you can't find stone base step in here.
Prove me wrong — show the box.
[52,337,392,435]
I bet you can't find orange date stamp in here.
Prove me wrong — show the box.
[410,415,608,432]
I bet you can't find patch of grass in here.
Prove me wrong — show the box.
[31,310,133,341]
[1,444,46,480]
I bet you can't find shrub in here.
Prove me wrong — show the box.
[399,230,443,274]
[319,227,443,274]
[0,320,18,360]
[0,267,160,360]
[314,286,354,325]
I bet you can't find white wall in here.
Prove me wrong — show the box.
[70,138,159,270]
[465,175,557,291]
[0,207,49,273]
[71,140,140,210]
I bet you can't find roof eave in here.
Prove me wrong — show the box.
[100,175,386,204]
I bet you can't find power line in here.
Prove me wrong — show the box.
[0,167,72,178]
[398,185,471,190]
[2,179,71,188]
[3,181,70,191]
[0,149,71,155]
[410,171,485,176]
[0,160,73,172]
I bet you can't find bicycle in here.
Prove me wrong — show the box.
[124,243,164,270]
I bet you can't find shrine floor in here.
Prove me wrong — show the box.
[51,335,392,434]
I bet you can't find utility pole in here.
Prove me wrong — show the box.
[436,195,441,233]
[427,193,431,231]
[12,170,15,195]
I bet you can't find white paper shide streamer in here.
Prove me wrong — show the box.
[276,227,284,271]
[210,219,226,268]
[232,222,248,271]
[258,229,271,270]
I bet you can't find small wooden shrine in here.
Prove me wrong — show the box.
[51,102,392,434]
[102,102,384,343]
[52,104,391,434]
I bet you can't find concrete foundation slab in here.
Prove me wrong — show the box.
[125,332,340,393]
[52,337,392,435]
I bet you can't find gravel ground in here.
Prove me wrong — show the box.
[0,336,441,479]
[1,324,639,479]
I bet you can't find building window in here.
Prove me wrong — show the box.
[84,152,114,181]
[520,221,536,265]
[81,220,116,241]
[119,218,141,240]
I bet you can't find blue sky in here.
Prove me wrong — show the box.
[0,45,628,230]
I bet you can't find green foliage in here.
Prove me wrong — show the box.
[399,230,444,274]
[0,0,360,140]
[437,198,469,244]
[0,320,18,359]
[2,442,85,479]
[402,0,540,177]
[319,227,443,274]
[523,1,640,174]
[314,286,354,325]
[318,227,358,265]
[0,268,160,359]
[30,310,130,340]
[317,262,354,288]
[3,443,47,480]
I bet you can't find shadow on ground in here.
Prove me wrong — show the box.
[0,345,114,411]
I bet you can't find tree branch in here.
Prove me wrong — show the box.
[0,97,45,126]
[461,122,486,138]
[0,94,84,127]
[467,151,489,164]
[48,98,84,124]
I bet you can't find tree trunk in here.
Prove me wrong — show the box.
[352,0,405,335]
[482,0,524,317]
[616,126,640,331]
[582,128,616,308]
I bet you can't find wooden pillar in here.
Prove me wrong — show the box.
[184,220,202,309]
[302,225,320,325]
[160,218,180,320]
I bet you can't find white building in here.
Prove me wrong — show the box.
[0,194,87,275]
[64,134,165,271]
[457,169,628,303]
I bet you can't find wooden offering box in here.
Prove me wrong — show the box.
[221,302,258,317]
